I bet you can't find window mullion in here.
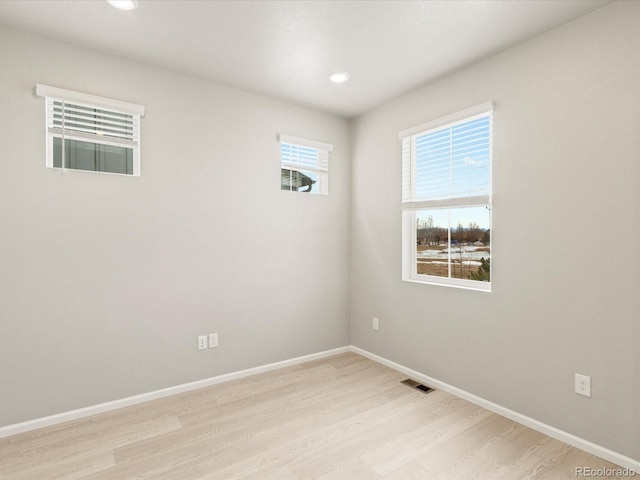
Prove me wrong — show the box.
[61,100,66,170]
[447,208,451,279]
[411,137,416,201]
[449,127,454,201]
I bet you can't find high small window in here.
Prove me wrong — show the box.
[36,84,145,176]
[279,134,332,195]
[400,102,493,291]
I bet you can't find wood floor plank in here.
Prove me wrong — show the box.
[0,416,181,476]
[0,352,627,479]
[7,452,116,480]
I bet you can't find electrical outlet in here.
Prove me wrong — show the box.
[575,373,591,397]
[197,335,208,350]
[209,333,218,348]
[373,317,379,330]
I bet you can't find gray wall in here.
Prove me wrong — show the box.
[350,1,640,461]
[0,26,350,426]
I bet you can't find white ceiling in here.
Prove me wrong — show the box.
[0,0,611,118]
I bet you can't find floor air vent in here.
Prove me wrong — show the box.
[401,378,435,394]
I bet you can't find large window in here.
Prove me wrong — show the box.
[279,134,332,195]
[36,84,145,176]
[400,102,493,291]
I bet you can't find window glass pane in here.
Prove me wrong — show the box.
[281,168,318,193]
[281,167,293,191]
[416,206,490,282]
[99,143,133,174]
[53,138,133,174]
[416,210,449,278]
[450,206,491,282]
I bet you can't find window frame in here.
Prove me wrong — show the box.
[36,84,145,177]
[279,134,333,195]
[400,102,493,292]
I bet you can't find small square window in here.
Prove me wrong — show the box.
[279,134,332,195]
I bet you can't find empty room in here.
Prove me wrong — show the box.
[0,0,638,478]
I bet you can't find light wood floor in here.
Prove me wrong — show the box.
[0,353,626,479]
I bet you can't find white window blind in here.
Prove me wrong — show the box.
[401,102,493,209]
[279,134,332,195]
[280,143,328,175]
[47,99,138,147]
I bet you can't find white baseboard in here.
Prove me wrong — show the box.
[0,346,350,439]
[350,345,640,473]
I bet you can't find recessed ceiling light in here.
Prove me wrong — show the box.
[329,72,350,84]
[106,0,138,11]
